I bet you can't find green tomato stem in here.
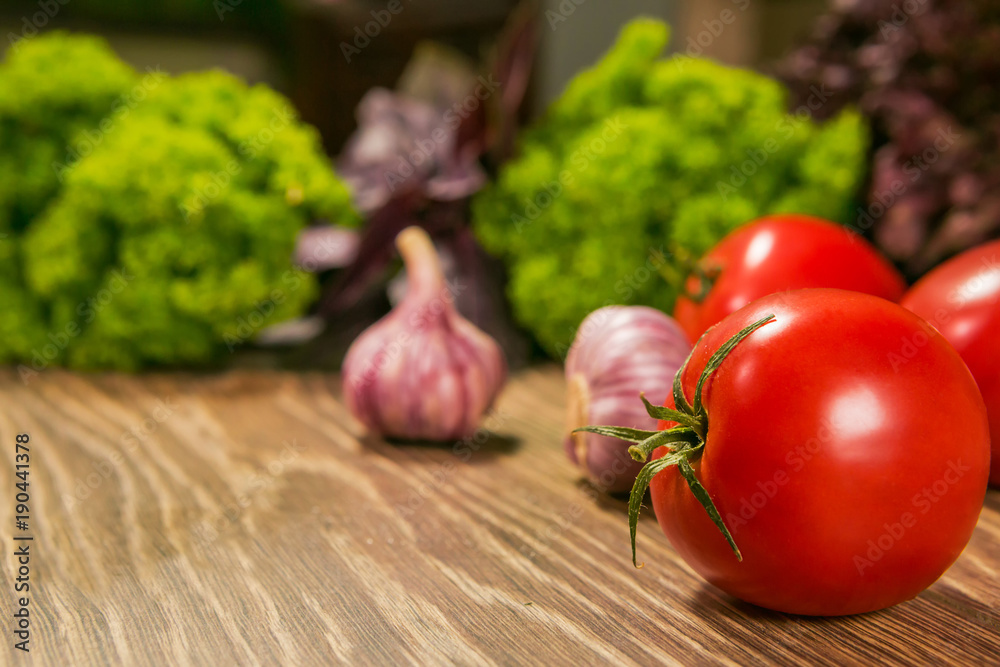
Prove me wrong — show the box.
[627,426,698,462]
[571,425,662,444]
[581,312,776,568]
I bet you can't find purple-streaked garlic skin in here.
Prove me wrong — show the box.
[564,306,692,493]
[342,227,507,441]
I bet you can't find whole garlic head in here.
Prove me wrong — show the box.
[565,306,691,492]
[342,227,507,441]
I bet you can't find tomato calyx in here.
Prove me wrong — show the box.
[657,244,722,304]
[684,260,722,304]
[574,314,775,567]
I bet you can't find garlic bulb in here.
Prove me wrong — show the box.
[342,227,507,441]
[565,306,691,493]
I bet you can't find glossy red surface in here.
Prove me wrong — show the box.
[902,239,1000,485]
[651,289,990,615]
[674,215,906,343]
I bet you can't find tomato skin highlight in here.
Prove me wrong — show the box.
[651,289,989,616]
[901,239,1000,486]
[673,215,906,343]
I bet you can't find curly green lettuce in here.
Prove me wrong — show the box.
[0,34,357,371]
[0,32,138,233]
[473,19,868,357]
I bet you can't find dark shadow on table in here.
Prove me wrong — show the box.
[683,581,999,629]
[368,430,523,464]
[575,480,656,520]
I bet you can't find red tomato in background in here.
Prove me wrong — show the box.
[673,215,906,343]
[902,239,1000,486]
[651,289,989,615]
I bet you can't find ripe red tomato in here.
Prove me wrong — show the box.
[901,239,1000,486]
[651,289,989,615]
[673,214,906,343]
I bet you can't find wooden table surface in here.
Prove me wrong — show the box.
[0,367,998,666]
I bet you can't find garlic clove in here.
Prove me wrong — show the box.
[343,226,507,441]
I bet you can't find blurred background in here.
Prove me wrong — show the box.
[1,0,997,373]
[0,0,829,151]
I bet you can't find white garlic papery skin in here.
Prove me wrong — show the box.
[565,306,692,493]
[342,227,507,441]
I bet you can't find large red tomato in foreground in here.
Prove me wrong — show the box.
[651,289,988,615]
[902,239,1000,486]
[673,215,905,343]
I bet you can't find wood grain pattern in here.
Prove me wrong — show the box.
[0,366,997,666]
